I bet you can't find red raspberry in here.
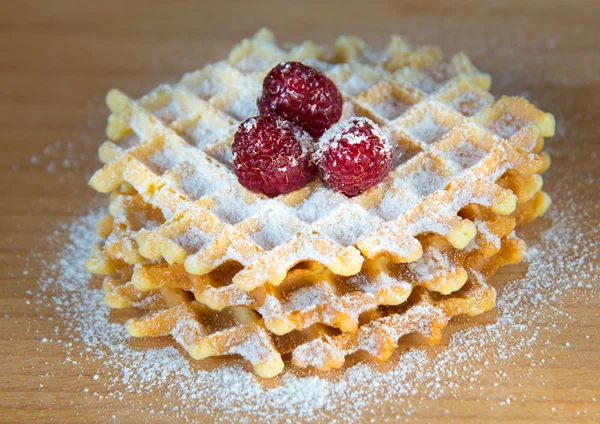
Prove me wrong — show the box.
[257,61,343,138]
[315,118,393,197]
[232,115,317,197]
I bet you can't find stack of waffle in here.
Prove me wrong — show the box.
[86,29,554,378]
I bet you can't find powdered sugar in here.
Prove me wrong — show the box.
[173,156,235,201]
[340,73,375,96]
[317,205,382,246]
[209,190,263,224]
[187,119,232,148]
[28,168,599,422]
[348,272,412,297]
[29,140,92,172]
[174,227,211,253]
[403,160,451,197]
[284,282,335,311]
[475,219,501,250]
[375,188,418,220]
[193,73,226,100]
[148,146,187,174]
[411,63,453,94]
[450,91,491,116]
[171,313,205,348]
[489,113,526,139]
[408,248,452,280]
[373,97,411,120]
[406,113,449,144]
[442,140,487,168]
[250,207,303,251]
[154,100,184,124]
[234,54,273,74]
[229,332,276,365]
[224,80,261,120]
[296,189,343,223]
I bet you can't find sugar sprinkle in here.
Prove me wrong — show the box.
[27,169,599,423]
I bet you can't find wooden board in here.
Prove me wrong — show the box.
[1,0,599,422]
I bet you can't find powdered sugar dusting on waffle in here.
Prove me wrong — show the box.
[229,332,277,365]
[475,219,501,250]
[408,248,453,280]
[402,158,452,197]
[375,189,416,220]
[171,313,205,347]
[450,91,492,116]
[318,205,382,246]
[193,70,227,99]
[31,184,597,422]
[295,189,343,223]
[373,97,411,120]
[154,100,184,124]
[148,146,186,174]
[406,113,449,144]
[87,27,555,295]
[214,73,261,121]
[442,140,487,168]
[347,272,412,295]
[174,227,211,253]
[210,190,263,224]
[339,72,377,96]
[284,282,336,311]
[488,113,526,138]
[250,207,303,250]
[412,62,454,93]
[187,120,232,148]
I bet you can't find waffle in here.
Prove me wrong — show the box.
[91,189,520,335]
[86,29,554,377]
[90,220,524,377]
[88,198,524,374]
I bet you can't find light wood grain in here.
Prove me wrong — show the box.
[1,0,599,422]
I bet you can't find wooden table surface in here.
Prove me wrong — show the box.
[1,0,599,422]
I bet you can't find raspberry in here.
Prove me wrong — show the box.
[257,61,343,138]
[314,117,393,197]
[232,115,317,197]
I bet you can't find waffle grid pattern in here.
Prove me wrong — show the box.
[89,29,553,293]
[86,29,554,377]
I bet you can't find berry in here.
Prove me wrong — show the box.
[257,61,343,138]
[314,117,393,197]
[232,115,317,197]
